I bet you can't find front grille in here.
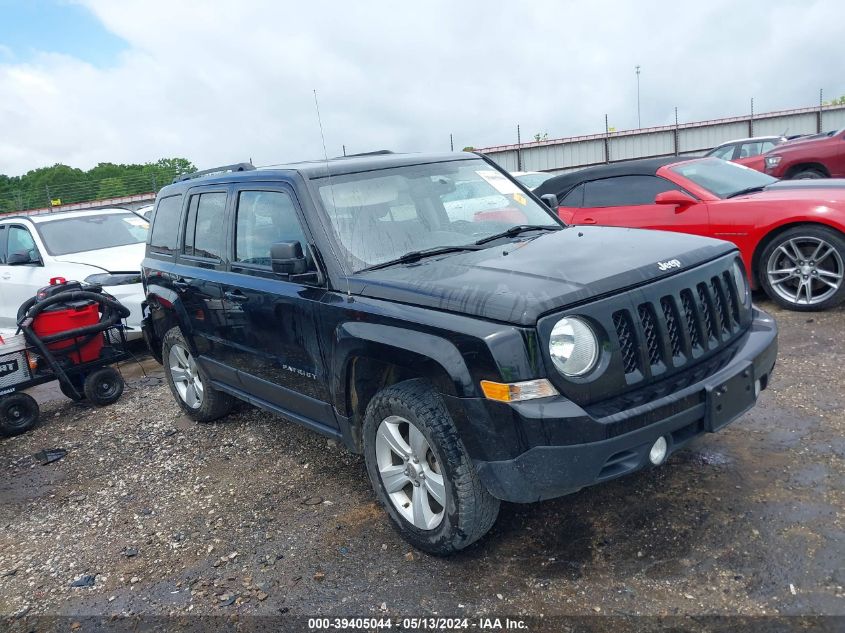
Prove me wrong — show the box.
[680,289,702,352]
[638,304,661,366]
[612,259,747,383]
[660,296,683,359]
[711,276,730,336]
[613,310,640,375]
[697,282,718,343]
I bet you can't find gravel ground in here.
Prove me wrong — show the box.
[0,297,843,621]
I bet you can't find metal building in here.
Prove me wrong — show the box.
[478,104,845,173]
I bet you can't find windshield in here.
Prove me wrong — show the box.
[317,159,560,272]
[670,158,777,198]
[36,212,149,256]
[514,172,555,189]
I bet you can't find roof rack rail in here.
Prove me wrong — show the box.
[173,162,255,183]
[333,149,394,159]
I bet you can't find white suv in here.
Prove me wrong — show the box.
[0,209,147,338]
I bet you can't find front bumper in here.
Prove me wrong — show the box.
[465,307,778,503]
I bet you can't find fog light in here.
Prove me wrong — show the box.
[649,436,668,465]
[754,379,761,398]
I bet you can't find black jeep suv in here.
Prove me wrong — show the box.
[141,152,777,554]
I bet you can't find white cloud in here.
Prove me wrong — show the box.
[1,0,844,175]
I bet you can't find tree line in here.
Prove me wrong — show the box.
[0,158,196,214]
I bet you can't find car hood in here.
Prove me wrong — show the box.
[353,226,735,325]
[51,242,145,273]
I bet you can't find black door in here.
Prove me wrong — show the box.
[218,186,334,427]
[173,188,232,382]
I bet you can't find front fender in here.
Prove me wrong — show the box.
[330,321,477,414]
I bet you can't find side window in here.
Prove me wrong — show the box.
[738,142,762,158]
[0,225,6,264]
[760,140,777,153]
[559,184,584,207]
[711,145,736,160]
[583,176,677,207]
[149,194,183,254]
[234,190,307,268]
[183,192,227,260]
[8,226,38,257]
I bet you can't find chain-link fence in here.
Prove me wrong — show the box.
[0,165,191,214]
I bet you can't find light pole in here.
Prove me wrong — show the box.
[635,65,641,129]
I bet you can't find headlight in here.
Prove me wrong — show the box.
[84,273,142,286]
[764,155,782,168]
[549,316,599,377]
[732,260,748,303]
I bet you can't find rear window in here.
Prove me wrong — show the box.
[37,213,149,256]
[149,194,183,254]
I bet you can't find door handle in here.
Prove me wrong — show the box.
[0,272,10,280]
[581,217,597,224]
[224,290,249,303]
[172,278,190,291]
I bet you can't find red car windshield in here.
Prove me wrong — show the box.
[670,158,778,198]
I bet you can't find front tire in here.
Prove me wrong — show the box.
[363,379,499,555]
[791,169,826,179]
[0,393,40,437]
[759,226,845,311]
[162,327,233,422]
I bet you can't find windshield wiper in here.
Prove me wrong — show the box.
[473,224,561,246]
[726,185,768,198]
[357,245,482,273]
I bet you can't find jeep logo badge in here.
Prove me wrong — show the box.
[657,259,682,271]
[0,358,19,378]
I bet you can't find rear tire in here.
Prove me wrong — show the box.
[83,367,124,405]
[162,327,233,422]
[759,225,845,311]
[362,379,499,555]
[0,393,40,437]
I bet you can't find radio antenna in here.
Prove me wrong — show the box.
[313,89,352,300]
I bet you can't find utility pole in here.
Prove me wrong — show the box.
[674,106,679,156]
[635,65,641,129]
[819,88,824,133]
[516,124,522,171]
[750,97,754,136]
[450,133,454,152]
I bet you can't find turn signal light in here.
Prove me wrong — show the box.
[480,379,558,402]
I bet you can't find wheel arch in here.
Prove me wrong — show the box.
[331,323,476,451]
[785,162,830,178]
[751,220,845,288]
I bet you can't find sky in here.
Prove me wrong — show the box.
[0,0,844,176]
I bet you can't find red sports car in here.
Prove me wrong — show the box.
[534,156,845,311]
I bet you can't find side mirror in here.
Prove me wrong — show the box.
[7,250,38,266]
[655,190,697,209]
[270,241,307,276]
[540,193,558,209]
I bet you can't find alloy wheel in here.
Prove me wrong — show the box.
[766,236,844,306]
[375,415,446,530]
[168,343,204,409]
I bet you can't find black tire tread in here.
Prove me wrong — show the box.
[83,367,124,405]
[364,379,499,555]
[162,327,234,422]
[0,393,40,437]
